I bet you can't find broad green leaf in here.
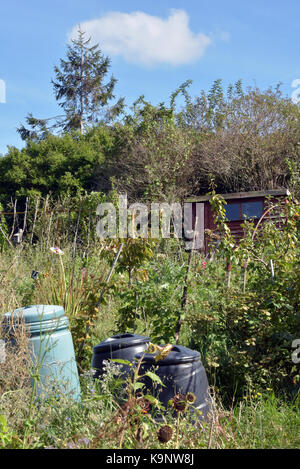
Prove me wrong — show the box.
[133,382,145,391]
[109,358,132,366]
[143,394,165,410]
[144,371,165,386]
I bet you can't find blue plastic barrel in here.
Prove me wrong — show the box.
[2,305,81,401]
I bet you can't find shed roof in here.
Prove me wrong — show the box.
[186,189,290,203]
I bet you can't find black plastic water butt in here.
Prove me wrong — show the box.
[136,344,211,420]
[91,333,150,379]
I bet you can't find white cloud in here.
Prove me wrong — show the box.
[69,10,212,67]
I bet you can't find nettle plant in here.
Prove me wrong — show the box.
[116,256,186,343]
[90,344,184,449]
[208,191,239,288]
[186,193,300,400]
[32,245,112,371]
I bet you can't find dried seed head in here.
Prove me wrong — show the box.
[154,343,173,362]
[186,392,196,404]
[172,393,188,413]
[157,425,173,443]
[147,343,158,354]
[138,397,151,414]
[120,399,132,415]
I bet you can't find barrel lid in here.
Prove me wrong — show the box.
[136,345,200,365]
[93,333,150,354]
[3,305,65,324]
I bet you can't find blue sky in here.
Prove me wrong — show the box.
[0,0,299,155]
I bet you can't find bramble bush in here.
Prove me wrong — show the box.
[185,195,300,401]
[115,195,300,401]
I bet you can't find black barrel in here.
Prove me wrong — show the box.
[136,344,211,420]
[91,333,150,379]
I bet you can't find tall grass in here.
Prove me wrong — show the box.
[0,236,299,449]
[0,347,299,449]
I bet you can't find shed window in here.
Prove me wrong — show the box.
[225,203,240,221]
[225,200,263,221]
[242,201,263,220]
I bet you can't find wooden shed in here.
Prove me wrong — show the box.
[185,189,290,253]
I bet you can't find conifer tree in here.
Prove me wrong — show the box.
[18,29,124,140]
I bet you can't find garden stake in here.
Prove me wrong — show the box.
[0,221,13,247]
[242,258,248,294]
[174,217,198,343]
[77,242,124,357]
[22,196,29,235]
[30,197,40,244]
[96,242,124,308]
[46,211,53,248]
[270,259,274,279]
[72,202,82,259]
[8,198,17,241]
[133,290,138,334]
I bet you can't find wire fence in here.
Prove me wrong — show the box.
[0,195,100,255]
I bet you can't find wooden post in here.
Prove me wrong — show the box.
[46,212,53,248]
[9,199,17,241]
[30,197,40,244]
[23,197,29,234]
[174,217,198,343]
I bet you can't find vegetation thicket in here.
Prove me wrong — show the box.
[0,35,299,204]
[0,31,299,449]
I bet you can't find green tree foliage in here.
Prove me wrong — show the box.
[100,80,300,202]
[0,127,114,203]
[2,79,300,205]
[104,95,194,202]
[52,29,124,133]
[178,81,300,194]
[17,29,124,140]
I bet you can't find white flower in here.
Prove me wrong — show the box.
[50,246,64,256]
